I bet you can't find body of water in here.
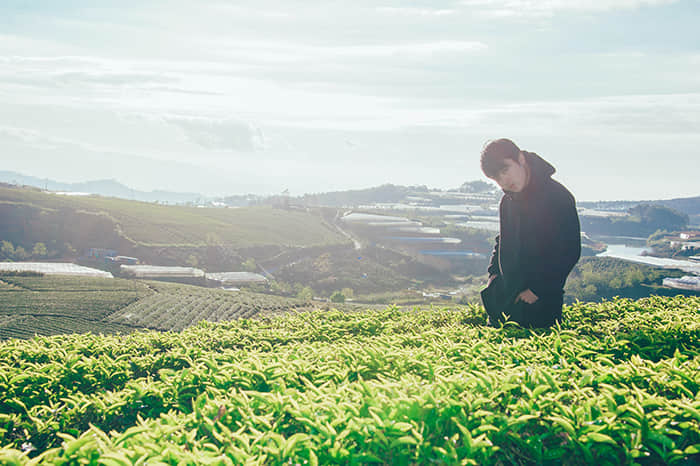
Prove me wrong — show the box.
[597,242,700,276]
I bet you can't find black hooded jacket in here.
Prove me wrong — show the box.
[487,152,581,300]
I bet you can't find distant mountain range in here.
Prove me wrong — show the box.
[0,171,205,204]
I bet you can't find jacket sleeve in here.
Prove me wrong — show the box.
[487,234,501,277]
[527,191,581,297]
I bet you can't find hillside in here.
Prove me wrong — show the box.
[0,275,319,340]
[1,296,698,464]
[0,185,349,272]
[0,185,345,248]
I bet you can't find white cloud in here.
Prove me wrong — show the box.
[376,7,457,17]
[165,116,266,152]
[459,0,680,17]
[0,0,697,200]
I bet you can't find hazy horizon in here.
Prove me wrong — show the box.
[1,1,699,201]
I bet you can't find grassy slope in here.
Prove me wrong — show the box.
[0,275,321,339]
[0,295,698,464]
[0,186,346,248]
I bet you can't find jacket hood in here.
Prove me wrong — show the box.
[524,151,555,180]
[505,152,555,199]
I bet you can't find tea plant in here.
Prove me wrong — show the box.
[0,295,698,464]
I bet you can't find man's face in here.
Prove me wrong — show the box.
[493,155,528,193]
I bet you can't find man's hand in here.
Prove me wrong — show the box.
[487,275,498,287]
[516,289,538,304]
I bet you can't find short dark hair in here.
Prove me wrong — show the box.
[480,138,521,179]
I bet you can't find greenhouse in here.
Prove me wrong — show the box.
[0,262,113,278]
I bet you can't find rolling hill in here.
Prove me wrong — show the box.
[0,185,349,272]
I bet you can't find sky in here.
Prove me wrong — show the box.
[0,0,699,201]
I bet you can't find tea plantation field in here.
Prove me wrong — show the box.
[0,275,315,339]
[1,296,698,464]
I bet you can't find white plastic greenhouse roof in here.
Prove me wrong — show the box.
[205,272,268,283]
[0,262,113,278]
[120,265,205,278]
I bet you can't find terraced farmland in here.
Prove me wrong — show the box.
[107,281,313,331]
[0,295,698,464]
[0,275,317,339]
[0,275,149,340]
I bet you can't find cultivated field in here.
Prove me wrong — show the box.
[0,296,698,464]
[0,186,346,248]
[0,275,149,340]
[0,275,318,339]
[107,280,313,331]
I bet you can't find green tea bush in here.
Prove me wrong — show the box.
[0,296,698,464]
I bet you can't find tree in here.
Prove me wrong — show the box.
[32,242,48,258]
[242,258,257,272]
[14,246,28,261]
[330,291,345,303]
[459,180,495,193]
[1,241,15,259]
[296,286,314,301]
[341,287,354,300]
[185,254,199,267]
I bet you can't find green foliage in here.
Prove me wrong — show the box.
[458,180,496,193]
[107,281,311,331]
[296,286,314,301]
[0,186,347,254]
[565,257,688,303]
[0,296,699,464]
[241,258,257,273]
[1,241,14,259]
[0,276,151,340]
[185,254,199,267]
[31,243,48,257]
[329,291,345,303]
[274,246,418,296]
[0,276,317,339]
[0,271,43,277]
[13,247,27,261]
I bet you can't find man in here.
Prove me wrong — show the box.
[480,138,581,328]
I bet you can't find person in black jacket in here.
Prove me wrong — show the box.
[479,138,581,328]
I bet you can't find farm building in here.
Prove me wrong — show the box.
[0,262,113,278]
[120,265,205,285]
[206,272,268,287]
